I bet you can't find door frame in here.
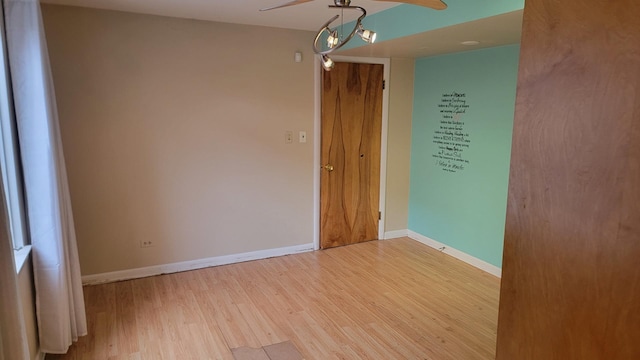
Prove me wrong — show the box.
[313,55,391,250]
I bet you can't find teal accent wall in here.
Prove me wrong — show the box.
[341,0,524,50]
[408,45,520,268]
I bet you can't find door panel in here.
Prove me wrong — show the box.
[320,62,383,249]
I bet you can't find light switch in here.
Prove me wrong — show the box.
[299,131,307,143]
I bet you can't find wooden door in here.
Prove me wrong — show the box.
[496,0,640,359]
[320,62,383,249]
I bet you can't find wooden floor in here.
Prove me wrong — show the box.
[48,238,500,360]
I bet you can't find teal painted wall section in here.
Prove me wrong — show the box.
[341,0,524,50]
[408,45,520,268]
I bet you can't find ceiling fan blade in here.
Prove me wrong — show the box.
[259,0,315,11]
[374,0,447,10]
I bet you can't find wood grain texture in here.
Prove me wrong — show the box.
[47,238,500,359]
[320,62,383,249]
[496,0,640,359]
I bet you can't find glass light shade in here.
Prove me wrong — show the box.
[327,30,339,48]
[321,55,335,71]
[358,28,376,43]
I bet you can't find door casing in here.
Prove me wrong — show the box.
[313,55,391,250]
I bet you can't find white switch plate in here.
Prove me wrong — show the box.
[299,131,307,143]
[285,131,293,144]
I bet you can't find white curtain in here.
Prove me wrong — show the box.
[4,0,87,354]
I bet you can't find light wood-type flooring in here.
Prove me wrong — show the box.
[47,237,500,360]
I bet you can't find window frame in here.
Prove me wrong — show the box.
[0,5,29,259]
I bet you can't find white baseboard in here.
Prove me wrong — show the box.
[383,229,408,239]
[35,350,45,360]
[407,230,502,278]
[82,243,315,285]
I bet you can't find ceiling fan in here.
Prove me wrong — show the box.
[260,0,448,70]
[260,0,448,12]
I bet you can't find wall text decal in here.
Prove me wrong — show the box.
[432,92,471,173]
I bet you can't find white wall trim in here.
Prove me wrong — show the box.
[313,55,391,248]
[35,350,45,360]
[407,230,502,278]
[81,243,314,285]
[384,229,408,239]
[313,55,321,251]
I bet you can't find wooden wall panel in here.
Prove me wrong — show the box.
[496,0,640,359]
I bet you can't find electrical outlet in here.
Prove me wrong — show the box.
[140,240,154,248]
[285,131,293,144]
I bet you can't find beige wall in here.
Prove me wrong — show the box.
[384,58,414,231]
[18,258,39,360]
[42,5,316,275]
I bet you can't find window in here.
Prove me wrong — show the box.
[0,17,27,252]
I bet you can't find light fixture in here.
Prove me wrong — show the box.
[327,29,339,48]
[321,54,335,71]
[260,1,449,72]
[312,1,378,71]
[356,24,376,44]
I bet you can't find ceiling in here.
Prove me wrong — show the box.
[337,10,523,58]
[41,0,400,31]
[41,0,523,59]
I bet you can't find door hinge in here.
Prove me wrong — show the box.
[379,211,382,220]
[382,80,386,90]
